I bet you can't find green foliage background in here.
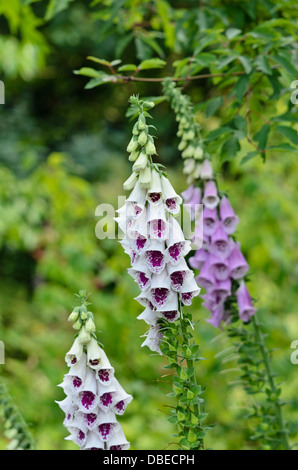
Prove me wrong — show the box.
[0,0,297,450]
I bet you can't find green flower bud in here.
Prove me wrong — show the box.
[85,316,96,333]
[132,122,140,136]
[123,172,138,191]
[139,166,152,188]
[184,129,196,140]
[78,325,91,345]
[178,140,187,151]
[72,318,82,330]
[68,307,80,323]
[132,151,148,172]
[127,136,139,153]
[194,146,204,160]
[128,151,139,162]
[138,130,148,147]
[182,145,195,159]
[145,139,156,156]
[138,114,146,130]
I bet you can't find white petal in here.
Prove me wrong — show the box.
[106,429,130,450]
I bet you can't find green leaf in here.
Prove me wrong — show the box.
[241,151,259,165]
[271,53,298,77]
[74,68,101,78]
[205,96,223,118]
[253,124,270,150]
[84,75,116,89]
[275,125,298,146]
[221,136,240,161]
[45,0,75,20]
[255,55,272,75]
[87,57,111,67]
[216,55,237,70]
[239,56,253,75]
[139,58,166,70]
[226,28,242,39]
[117,64,138,72]
[234,75,250,102]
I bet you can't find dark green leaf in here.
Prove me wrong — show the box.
[205,96,223,118]
[234,75,250,102]
[139,58,167,70]
[275,125,298,146]
[255,55,272,75]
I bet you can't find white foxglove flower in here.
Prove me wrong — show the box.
[83,430,105,450]
[144,240,166,274]
[147,203,169,240]
[141,324,164,355]
[87,338,104,370]
[137,307,158,325]
[167,259,194,293]
[128,259,152,291]
[150,270,172,309]
[127,209,149,254]
[166,218,191,265]
[65,337,84,367]
[126,180,147,219]
[180,276,201,306]
[147,169,163,205]
[106,429,130,451]
[96,350,115,387]
[96,411,120,442]
[160,175,182,215]
[112,380,133,416]
[97,382,117,413]
[75,368,98,413]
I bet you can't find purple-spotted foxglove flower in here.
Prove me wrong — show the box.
[58,296,132,450]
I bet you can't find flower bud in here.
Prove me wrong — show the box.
[145,138,157,156]
[123,172,138,191]
[72,318,82,330]
[138,114,146,130]
[78,325,91,344]
[132,151,148,173]
[194,146,204,160]
[127,136,138,153]
[68,307,80,323]
[85,316,96,333]
[128,151,139,162]
[139,166,152,188]
[138,130,148,146]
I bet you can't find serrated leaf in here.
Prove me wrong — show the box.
[255,55,272,75]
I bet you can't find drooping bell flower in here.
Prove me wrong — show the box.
[202,181,220,210]
[236,281,257,323]
[219,196,239,235]
[229,243,249,280]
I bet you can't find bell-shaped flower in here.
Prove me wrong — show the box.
[137,307,158,325]
[139,166,152,188]
[196,257,216,290]
[141,324,164,355]
[200,159,213,180]
[61,354,87,394]
[95,350,115,387]
[150,270,172,309]
[203,207,218,236]
[134,291,155,311]
[86,338,105,370]
[189,249,208,270]
[97,382,117,413]
[127,209,149,254]
[112,380,133,416]
[210,225,233,260]
[236,282,257,323]
[183,186,202,221]
[167,259,194,293]
[180,276,201,306]
[76,410,100,432]
[56,396,77,427]
[96,411,121,442]
[166,218,191,265]
[132,151,148,173]
[208,254,230,281]
[66,415,88,448]
[74,368,98,413]
[202,180,220,210]
[161,175,182,215]
[228,243,249,280]
[106,429,130,451]
[144,240,166,274]
[219,196,239,234]
[157,293,180,323]
[147,203,169,240]
[120,240,138,267]
[147,169,163,206]
[128,259,152,291]
[206,304,225,329]
[123,172,138,191]
[82,431,105,450]
[181,184,195,203]
[65,337,84,367]
[209,279,231,304]
[126,180,147,219]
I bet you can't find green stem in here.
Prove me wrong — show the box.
[252,314,290,450]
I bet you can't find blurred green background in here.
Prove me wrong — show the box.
[0,0,298,450]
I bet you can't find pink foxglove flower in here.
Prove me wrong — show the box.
[181,160,256,328]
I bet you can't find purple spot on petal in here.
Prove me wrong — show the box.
[100,392,113,408]
[98,423,113,440]
[73,377,82,389]
[168,243,183,261]
[98,369,110,383]
[81,391,95,411]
